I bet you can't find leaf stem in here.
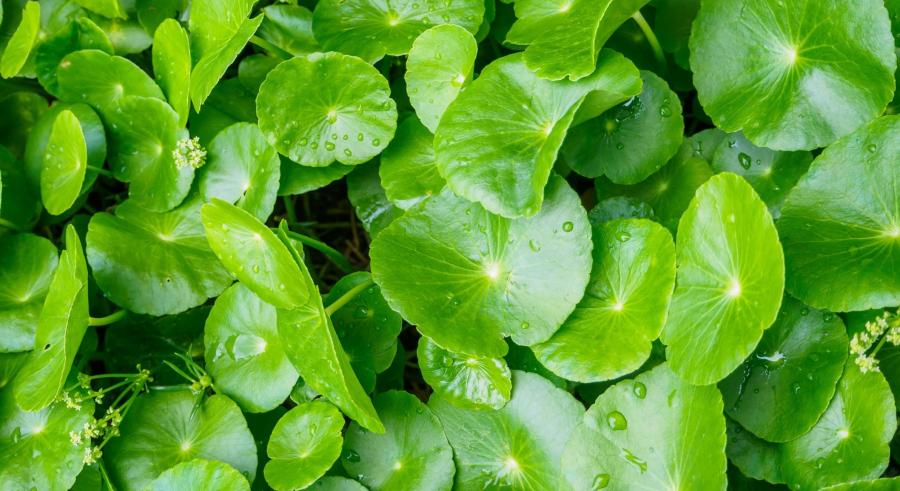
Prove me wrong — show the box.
[324,277,374,317]
[280,229,354,273]
[282,196,297,226]
[249,35,291,60]
[632,11,667,74]
[0,217,24,231]
[89,310,128,327]
[86,165,115,178]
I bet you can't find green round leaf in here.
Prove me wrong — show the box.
[417,335,511,410]
[312,0,484,62]
[430,370,582,489]
[0,233,58,352]
[89,14,153,55]
[25,102,106,193]
[105,95,193,212]
[325,272,402,375]
[205,283,299,413]
[257,52,397,167]
[56,49,164,115]
[346,161,403,236]
[200,123,281,221]
[504,0,648,81]
[0,387,93,491]
[278,158,354,196]
[370,174,591,357]
[710,132,812,218]
[687,127,727,162]
[343,391,454,490]
[780,364,895,490]
[719,296,848,442]
[533,218,676,383]
[777,116,900,312]
[379,115,444,209]
[35,17,113,97]
[0,1,40,78]
[434,51,640,218]
[560,363,727,490]
[405,24,477,133]
[258,4,320,57]
[661,173,784,385]
[86,197,233,316]
[41,109,87,215]
[201,198,309,310]
[588,196,654,225]
[71,0,123,19]
[264,401,344,491]
[104,391,257,491]
[146,459,251,491]
[595,142,714,232]
[726,417,785,484]
[152,18,191,125]
[13,226,88,411]
[190,14,263,111]
[563,71,684,183]
[690,0,896,150]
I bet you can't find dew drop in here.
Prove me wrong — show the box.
[866,144,877,153]
[562,221,574,232]
[791,382,801,394]
[592,474,610,490]
[520,321,530,330]
[252,265,260,273]
[622,449,647,473]
[357,133,365,141]
[633,382,646,399]
[372,138,381,146]
[616,142,625,150]
[659,105,671,117]
[728,139,737,148]
[298,138,308,146]
[353,305,369,319]
[528,239,541,252]
[616,231,631,242]
[325,142,336,151]
[606,411,627,430]
[738,152,752,170]
[344,449,361,463]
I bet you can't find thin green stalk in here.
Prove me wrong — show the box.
[0,217,23,231]
[87,165,115,178]
[89,310,128,327]
[632,11,667,74]
[283,196,298,226]
[324,277,374,317]
[98,460,116,491]
[249,35,291,60]
[280,229,354,273]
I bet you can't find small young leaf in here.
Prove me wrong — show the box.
[264,401,344,491]
[41,109,88,215]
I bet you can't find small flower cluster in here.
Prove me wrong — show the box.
[851,311,900,373]
[59,366,152,465]
[172,136,207,169]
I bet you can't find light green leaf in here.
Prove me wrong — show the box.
[310,477,367,491]
[104,391,257,491]
[257,4,320,56]
[370,174,591,357]
[379,115,444,209]
[690,0,896,150]
[35,17,113,97]
[56,50,164,115]
[312,0,484,62]
[264,401,344,491]
[560,363,727,490]
[417,335,511,410]
[25,102,107,192]
[0,1,40,78]
[661,173,784,385]
[200,123,281,221]
[205,283,299,413]
[146,459,251,491]
[201,198,309,310]
[719,296,848,442]
[86,197,233,316]
[342,391,454,490]
[505,0,649,81]
[533,218,675,383]
[0,387,94,491]
[405,24,477,133]
[257,52,397,167]
[88,14,154,55]
[563,70,683,183]
[0,234,58,353]
[190,14,263,111]
[71,0,123,19]
[430,370,582,490]
[41,109,87,215]
[12,226,88,411]
[152,19,191,126]
[778,116,900,312]
[434,51,640,218]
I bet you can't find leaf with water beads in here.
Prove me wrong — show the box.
[41,109,87,215]
[103,390,257,491]
[660,172,784,385]
[777,116,900,312]
[719,296,848,442]
[264,401,344,491]
[56,50,164,115]
[563,70,684,184]
[257,52,397,167]
[561,363,727,490]
[145,459,251,491]
[431,371,582,489]
[342,391,455,490]
[312,0,484,63]
[87,196,232,316]
[204,284,299,413]
[533,218,675,383]
[370,174,592,357]
[417,335,511,410]
[0,234,58,352]
[690,0,896,150]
